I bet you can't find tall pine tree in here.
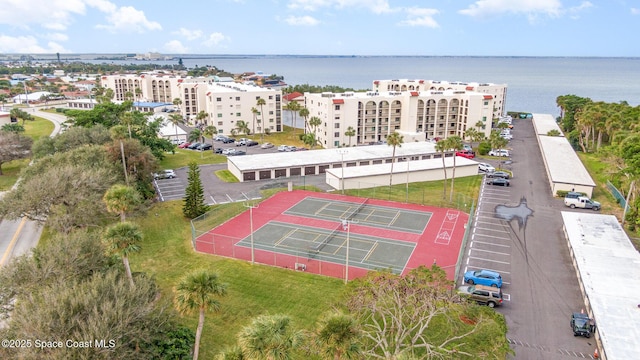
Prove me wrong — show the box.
[183,162,209,218]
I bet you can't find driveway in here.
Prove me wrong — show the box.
[462,118,597,359]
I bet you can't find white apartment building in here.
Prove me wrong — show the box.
[305,88,495,148]
[100,74,282,135]
[201,82,282,135]
[373,79,507,121]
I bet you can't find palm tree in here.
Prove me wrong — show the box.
[286,101,301,136]
[386,132,404,188]
[103,184,141,222]
[175,271,228,360]
[203,125,218,152]
[237,314,304,360]
[447,136,464,201]
[168,113,184,143]
[196,110,208,127]
[102,222,142,287]
[435,138,451,199]
[189,129,203,144]
[345,126,356,147]
[235,120,250,136]
[173,97,182,111]
[256,98,267,142]
[134,87,142,101]
[251,107,259,136]
[313,312,361,360]
[299,107,309,134]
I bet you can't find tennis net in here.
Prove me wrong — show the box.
[348,198,369,221]
[308,223,342,254]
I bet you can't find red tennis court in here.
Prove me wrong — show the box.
[195,190,468,280]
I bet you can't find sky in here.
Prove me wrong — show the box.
[0,0,639,56]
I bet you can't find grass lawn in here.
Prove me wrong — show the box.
[159,149,227,169]
[0,117,54,190]
[577,152,624,218]
[131,200,343,359]
[215,169,239,182]
[24,117,55,142]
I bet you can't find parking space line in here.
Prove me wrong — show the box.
[465,264,511,274]
[469,247,510,256]
[467,255,510,265]
[473,233,511,242]
[210,196,217,204]
[474,226,510,234]
[472,240,510,248]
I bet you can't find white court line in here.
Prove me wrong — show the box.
[469,247,510,256]
[472,240,511,248]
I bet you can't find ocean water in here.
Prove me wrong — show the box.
[99,56,640,117]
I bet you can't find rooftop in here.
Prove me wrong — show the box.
[538,135,596,187]
[562,212,640,360]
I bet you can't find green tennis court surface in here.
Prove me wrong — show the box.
[284,197,431,234]
[236,221,415,273]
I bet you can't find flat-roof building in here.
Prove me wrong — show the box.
[305,88,494,148]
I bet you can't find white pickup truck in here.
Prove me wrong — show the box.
[564,196,601,211]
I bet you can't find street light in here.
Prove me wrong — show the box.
[243,201,259,264]
[337,149,348,194]
[342,218,358,284]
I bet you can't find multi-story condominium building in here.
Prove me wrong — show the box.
[201,82,282,135]
[100,74,282,135]
[305,87,496,149]
[372,79,507,121]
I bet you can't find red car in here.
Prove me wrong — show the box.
[456,150,476,159]
[178,142,191,149]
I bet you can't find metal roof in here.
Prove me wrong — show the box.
[325,156,478,178]
[532,113,563,135]
[227,142,439,171]
[538,135,596,187]
[562,212,640,360]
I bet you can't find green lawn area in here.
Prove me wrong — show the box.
[158,148,227,169]
[0,117,55,190]
[131,200,343,359]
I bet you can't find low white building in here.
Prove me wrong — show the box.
[325,156,479,191]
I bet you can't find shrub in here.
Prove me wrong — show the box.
[477,141,491,155]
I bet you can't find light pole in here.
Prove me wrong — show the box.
[243,201,259,264]
[405,156,410,203]
[343,218,358,284]
[337,149,348,194]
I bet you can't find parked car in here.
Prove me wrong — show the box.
[487,171,510,179]
[187,142,201,150]
[457,285,503,308]
[478,163,495,173]
[285,145,297,152]
[278,145,288,152]
[463,269,503,288]
[154,169,176,180]
[571,312,595,338]
[214,148,223,154]
[178,142,191,149]
[455,150,475,159]
[487,178,510,187]
[261,142,274,149]
[564,196,601,211]
[246,140,259,147]
[214,135,228,141]
[229,150,246,156]
[500,133,513,140]
[197,143,212,151]
[488,149,510,157]
[222,138,236,144]
[463,144,473,151]
[222,148,237,155]
[235,138,250,146]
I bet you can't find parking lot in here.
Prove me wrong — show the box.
[461,119,597,359]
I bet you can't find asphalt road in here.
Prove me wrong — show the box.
[462,118,597,359]
[0,108,63,267]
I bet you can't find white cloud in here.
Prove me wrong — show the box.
[631,8,640,15]
[0,0,87,30]
[85,0,117,13]
[172,28,203,41]
[398,8,439,28]
[459,0,563,18]
[287,0,395,14]
[202,32,230,47]
[44,32,70,42]
[284,15,320,26]
[96,6,162,33]
[0,34,69,53]
[164,40,189,54]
